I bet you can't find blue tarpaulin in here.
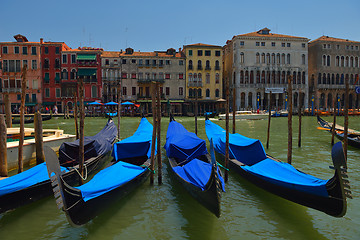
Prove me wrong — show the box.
[76,161,146,202]
[164,121,208,161]
[173,159,225,191]
[205,120,266,166]
[59,120,117,166]
[106,112,118,117]
[241,159,329,197]
[205,120,329,197]
[112,118,154,160]
[0,163,68,196]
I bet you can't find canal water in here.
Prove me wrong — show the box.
[1,116,359,240]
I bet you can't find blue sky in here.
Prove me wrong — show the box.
[1,0,359,51]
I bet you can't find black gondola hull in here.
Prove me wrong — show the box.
[0,151,110,214]
[215,152,347,217]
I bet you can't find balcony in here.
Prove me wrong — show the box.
[205,66,211,70]
[77,60,97,66]
[317,84,353,90]
[1,88,21,93]
[187,81,203,87]
[197,66,203,70]
[137,78,165,84]
[215,66,220,70]
[137,93,165,99]
[188,95,203,99]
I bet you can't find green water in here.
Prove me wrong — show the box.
[1,116,359,240]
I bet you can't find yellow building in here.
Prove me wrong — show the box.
[183,43,223,114]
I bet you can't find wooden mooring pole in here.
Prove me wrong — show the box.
[287,75,293,164]
[331,93,337,146]
[232,86,236,134]
[225,78,230,183]
[0,115,8,177]
[4,94,12,128]
[298,92,302,148]
[18,65,27,173]
[195,87,198,135]
[150,83,157,185]
[78,78,85,185]
[34,112,45,165]
[156,83,162,185]
[73,93,79,140]
[117,82,121,140]
[266,92,272,149]
[344,77,349,160]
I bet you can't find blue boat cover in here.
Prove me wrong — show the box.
[173,158,225,191]
[76,161,146,202]
[241,159,329,197]
[205,120,266,166]
[205,120,329,197]
[59,120,117,166]
[112,118,154,160]
[164,121,208,161]
[0,163,68,197]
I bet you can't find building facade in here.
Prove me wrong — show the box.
[308,36,360,110]
[183,43,223,114]
[224,28,309,111]
[101,47,186,114]
[0,35,42,112]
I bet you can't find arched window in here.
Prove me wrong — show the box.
[262,71,266,84]
[215,89,220,98]
[197,60,202,70]
[189,60,193,69]
[197,89,202,97]
[240,71,244,84]
[355,57,359,68]
[248,92,253,107]
[245,70,249,83]
[277,71,281,84]
[327,55,331,66]
[256,53,260,63]
[250,71,254,84]
[240,52,244,63]
[282,71,286,84]
[281,54,285,64]
[256,71,260,83]
[206,89,210,98]
[336,74,339,84]
[287,54,291,64]
[189,88,193,97]
[71,69,76,79]
[55,58,60,68]
[340,74,344,84]
[44,58,49,68]
[277,54,280,64]
[318,73,322,84]
[261,53,265,63]
[206,60,210,69]
[293,71,297,84]
[322,73,326,84]
[322,55,326,66]
[198,73,202,82]
[341,56,345,67]
[215,60,220,69]
[302,72,305,84]
[327,73,330,84]
[188,73,193,81]
[194,73,197,81]
[206,73,210,84]
[215,73,220,84]
[271,53,275,64]
[336,56,340,66]
[345,56,349,67]
[350,56,354,67]
[331,74,335,84]
[62,69,68,80]
[266,53,270,64]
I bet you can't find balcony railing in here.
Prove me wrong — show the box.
[197,66,203,70]
[77,60,97,66]
[137,78,165,84]
[187,82,203,87]
[137,93,165,99]
[215,66,220,70]
[205,66,211,70]
[188,95,203,99]
[1,88,21,93]
[317,84,354,90]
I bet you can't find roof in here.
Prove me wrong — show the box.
[184,43,222,48]
[232,28,308,41]
[309,35,360,44]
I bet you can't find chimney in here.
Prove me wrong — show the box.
[40,38,44,44]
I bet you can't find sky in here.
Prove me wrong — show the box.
[1,0,359,52]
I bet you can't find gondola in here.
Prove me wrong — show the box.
[317,115,360,149]
[164,116,225,217]
[46,117,155,226]
[0,119,117,214]
[205,119,351,217]
[12,114,52,124]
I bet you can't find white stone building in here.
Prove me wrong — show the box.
[224,28,309,110]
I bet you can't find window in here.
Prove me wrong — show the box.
[122,72,127,79]
[44,73,50,84]
[31,47,37,55]
[105,59,109,65]
[166,60,171,65]
[45,88,50,98]
[240,53,244,63]
[33,79,38,89]
[71,54,76,63]
[122,87,127,96]
[262,53,265,63]
[55,47,60,54]
[44,58,49,68]
[240,41,244,46]
[3,60,8,72]
[281,43,285,47]
[61,69,68,80]
[302,43,306,48]
[165,73,170,79]
[287,43,291,47]
[206,73,210,84]
[91,86,98,98]
[179,60,184,65]
[323,44,327,49]
[17,94,21,100]
[132,87,136,96]
[122,59,127,64]
[2,46,8,54]
[188,73,193,81]
[215,50,221,56]
[215,73,220,84]
[256,42,260,46]
[132,59,136,64]
[14,46,19,54]
[206,89,210,98]
[327,55,331,66]
[22,46,27,55]
[56,88,61,98]
[15,60,21,72]
[261,42,265,46]
[179,87,183,96]
[131,73,136,79]
[205,50,211,56]
[45,47,48,54]
[302,54,306,65]
[55,59,60,68]
[205,60,210,69]
[32,60,37,69]
[197,50,203,56]
[179,73,184,79]
[152,60,157,66]
[189,50,193,56]
[159,60,164,66]
[166,87,170,96]
[215,60,220,70]
[62,54,67,64]
[271,42,276,47]
[197,60,202,70]
[287,54,291,64]
[55,73,60,83]
[71,69,76,79]
[23,60,28,68]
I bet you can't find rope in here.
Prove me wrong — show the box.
[68,164,88,181]
[140,164,155,174]
[216,161,229,171]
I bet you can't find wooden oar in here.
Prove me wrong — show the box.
[317,127,343,133]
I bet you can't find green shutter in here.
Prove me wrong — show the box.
[76,54,97,61]
[78,68,97,76]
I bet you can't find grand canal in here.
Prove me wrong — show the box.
[0,116,359,240]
